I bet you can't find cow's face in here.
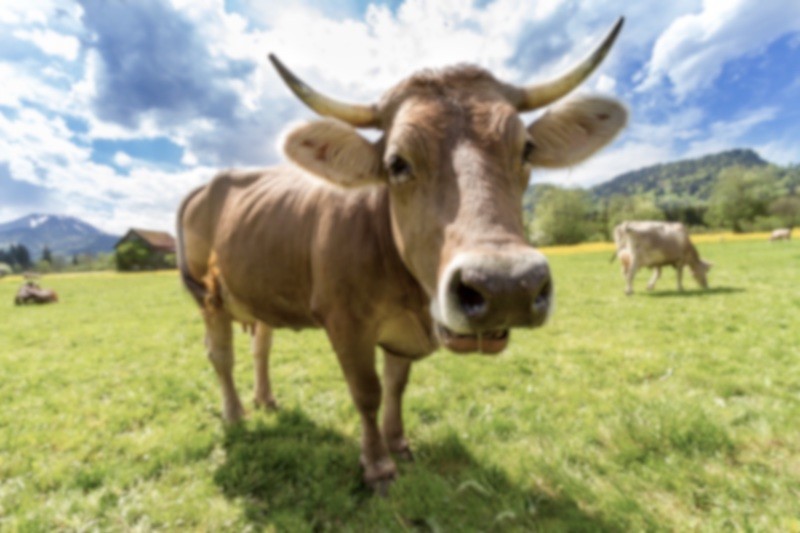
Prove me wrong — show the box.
[383,95,548,352]
[273,18,627,354]
[691,260,712,289]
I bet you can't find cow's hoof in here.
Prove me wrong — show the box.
[253,396,279,411]
[389,440,415,462]
[395,447,414,462]
[361,456,397,496]
[371,478,393,498]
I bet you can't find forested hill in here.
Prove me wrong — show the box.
[591,149,768,202]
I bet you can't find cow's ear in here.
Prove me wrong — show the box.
[283,119,384,187]
[526,96,627,168]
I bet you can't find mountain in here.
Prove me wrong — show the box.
[591,149,769,202]
[0,214,120,257]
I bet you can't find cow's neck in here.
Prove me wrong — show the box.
[366,186,430,311]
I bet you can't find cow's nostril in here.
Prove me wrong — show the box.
[534,279,552,311]
[456,280,488,318]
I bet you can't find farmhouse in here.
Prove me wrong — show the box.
[114,228,176,271]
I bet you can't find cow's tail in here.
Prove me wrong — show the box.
[176,185,208,307]
[609,249,618,264]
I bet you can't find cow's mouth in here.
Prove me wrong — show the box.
[436,324,509,355]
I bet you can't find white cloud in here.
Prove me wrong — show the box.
[686,106,778,156]
[639,0,800,99]
[0,108,81,187]
[12,29,80,61]
[0,63,66,107]
[0,2,50,25]
[244,0,629,102]
[756,140,800,166]
[594,74,617,95]
[113,152,133,168]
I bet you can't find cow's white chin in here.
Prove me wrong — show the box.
[435,323,509,355]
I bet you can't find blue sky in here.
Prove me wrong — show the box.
[1,0,798,234]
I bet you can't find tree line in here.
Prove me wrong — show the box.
[0,241,174,274]
[0,243,115,273]
[0,244,33,271]
[527,164,800,246]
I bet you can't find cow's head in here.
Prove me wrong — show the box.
[271,18,627,354]
[691,260,712,289]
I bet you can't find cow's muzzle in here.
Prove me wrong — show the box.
[432,249,552,354]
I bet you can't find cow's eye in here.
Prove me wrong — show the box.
[387,155,412,184]
[522,140,536,162]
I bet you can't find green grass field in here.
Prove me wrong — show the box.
[1,239,799,531]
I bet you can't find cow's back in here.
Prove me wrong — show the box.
[178,166,428,335]
[620,221,695,267]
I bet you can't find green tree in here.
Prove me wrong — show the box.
[35,259,52,273]
[4,244,32,271]
[705,166,778,232]
[769,196,800,229]
[605,194,665,236]
[529,187,591,245]
[115,241,151,271]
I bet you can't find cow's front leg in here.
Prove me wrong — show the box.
[382,350,413,461]
[203,310,245,423]
[251,321,278,410]
[646,267,661,291]
[625,261,638,295]
[331,336,396,493]
[676,265,684,291]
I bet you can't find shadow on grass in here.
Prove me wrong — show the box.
[213,409,620,531]
[644,286,745,298]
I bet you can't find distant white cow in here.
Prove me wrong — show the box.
[769,228,791,241]
[613,221,711,295]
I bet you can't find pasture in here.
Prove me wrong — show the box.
[1,238,798,531]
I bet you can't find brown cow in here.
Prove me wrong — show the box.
[770,228,791,241]
[178,19,627,491]
[14,281,59,305]
[613,221,711,295]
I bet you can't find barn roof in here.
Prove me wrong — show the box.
[116,229,176,253]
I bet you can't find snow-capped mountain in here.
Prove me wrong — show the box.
[0,214,120,257]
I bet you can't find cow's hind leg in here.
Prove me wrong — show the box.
[646,267,661,291]
[382,350,413,461]
[251,321,278,410]
[204,311,245,423]
[676,265,685,291]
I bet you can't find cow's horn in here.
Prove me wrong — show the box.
[268,54,379,128]
[517,17,624,111]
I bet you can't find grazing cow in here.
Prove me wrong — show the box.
[612,221,711,295]
[178,19,627,491]
[14,281,59,305]
[770,228,791,241]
